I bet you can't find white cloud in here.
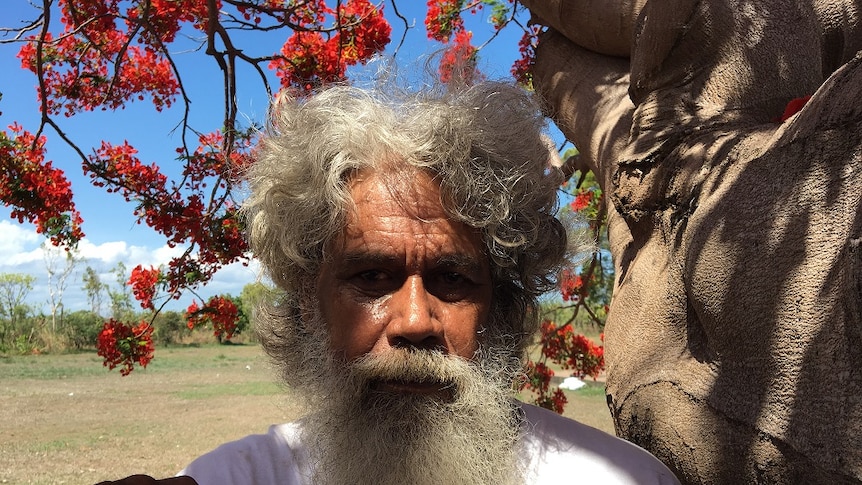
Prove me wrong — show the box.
[148,244,189,266]
[0,222,260,313]
[204,258,262,295]
[5,246,45,266]
[0,220,41,264]
[77,240,130,264]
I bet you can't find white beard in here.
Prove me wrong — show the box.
[299,349,525,485]
[279,310,526,485]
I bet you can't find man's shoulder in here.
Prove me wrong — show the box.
[519,402,680,484]
[519,401,622,448]
[178,422,306,485]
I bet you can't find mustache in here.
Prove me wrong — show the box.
[347,349,476,393]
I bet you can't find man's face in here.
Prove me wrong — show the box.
[316,168,493,386]
[302,169,523,485]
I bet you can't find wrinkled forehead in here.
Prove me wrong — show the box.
[325,166,487,259]
[346,166,446,221]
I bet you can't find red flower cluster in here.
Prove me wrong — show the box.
[0,124,83,247]
[777,95,812,122]
[521,361,568,414]
[569,186,604,229]
[538,388,568,414]
[128,265,161,310]
[559,268,584,302]
[425,0,480,83]
[438,29,479,84]
[540,320,605,380]
[511,24,540,87]
[129,0,213,44]
[426,0,533,87]
[96,319,155,376]
[17,0,184,116]
[522,320,605,413]
[571,191,594,211]
[425,0,465,42]
[269,0,392,91]
[186,296,239,341]
[83,131,252,311]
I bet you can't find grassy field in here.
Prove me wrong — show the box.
[1,344,613,484]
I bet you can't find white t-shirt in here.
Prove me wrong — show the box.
[180,402,679,484]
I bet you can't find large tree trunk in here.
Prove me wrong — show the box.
[524,0,862,483]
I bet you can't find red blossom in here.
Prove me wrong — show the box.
[524,319,605,413]
[438,29,479,84]
[511,25,540,87]
[83,132,252,311]
[522,360,554,394]
[17,7,181,117]
[566,334,605,380]
[186,295,239,341]
[425,0,465,42]
[128,265,161,310]
[186,300,200,330]
[0,125,83,247]
[559,269,584,302]
[777,95,812,122]
[521,360,568,414]
[535,389,567,414]
[96,319,155,375]
[270,0,391,91]
[571,191,593,211]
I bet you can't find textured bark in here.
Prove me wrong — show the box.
[524,0,862,483]
[523,0,647,57]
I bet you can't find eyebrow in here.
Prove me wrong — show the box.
[434,254,487,275]
[338,252,399,267]
[338,251,487,274]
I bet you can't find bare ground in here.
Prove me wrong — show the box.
[1,344,613,484]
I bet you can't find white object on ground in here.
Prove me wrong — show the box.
[558,376,586,391]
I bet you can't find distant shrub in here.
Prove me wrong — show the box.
[63,311,104,350]
[152,310,190,345]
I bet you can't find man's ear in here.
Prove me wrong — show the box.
[95,475,198,485]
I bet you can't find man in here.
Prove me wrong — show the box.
[105,81,679,484]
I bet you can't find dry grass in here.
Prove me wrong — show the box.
[1,344,613,484]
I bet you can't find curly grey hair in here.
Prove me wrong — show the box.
[243,80,569,376]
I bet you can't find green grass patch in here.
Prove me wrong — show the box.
[0,343,263,379]
[174,380,281,399]
[144,344,258,371]
[0,352,107,379]
[571,381,607,397]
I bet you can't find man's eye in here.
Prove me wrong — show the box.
[431,271,477,301]
[440,272,466,285]
[349,270,399,295]
[356,270,388,283]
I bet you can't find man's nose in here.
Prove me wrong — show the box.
[386,275,445,351]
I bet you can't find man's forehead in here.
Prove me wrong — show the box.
[326,167,487,262]
[346,167,446,218]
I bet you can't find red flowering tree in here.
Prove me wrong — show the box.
[1,0,604,414]
[2,0,400,374]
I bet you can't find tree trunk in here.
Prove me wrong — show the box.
[524,0,862,483]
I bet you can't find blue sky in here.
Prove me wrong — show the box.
[0,1,540,314]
